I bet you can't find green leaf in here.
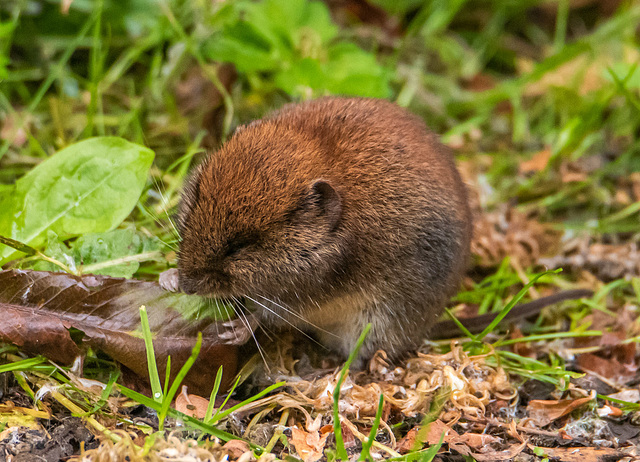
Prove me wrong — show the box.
[202,0,388,98]
[0,137,154,264]
[0,55,8,80]
[33,228,161,277]
[71,228,161,277]
[30,231,74,272]
[206,25,279,73]
[295,0,337,44]
[274,58,325,94]
[324,43,392,98]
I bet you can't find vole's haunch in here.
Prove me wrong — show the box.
[168,96,542,362]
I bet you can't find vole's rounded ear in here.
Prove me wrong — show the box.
[306,179,342,231]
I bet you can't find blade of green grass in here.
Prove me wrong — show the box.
[475,269,561,341]
[334,323,372,460]
[493,330,601,347]
[358,394,384,461]
[204,366,223,425]
[139,305,163,404]
[158,332,203,430]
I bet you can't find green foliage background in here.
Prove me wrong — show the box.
[0,0,639,275]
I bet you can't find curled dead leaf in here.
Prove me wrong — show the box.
[0,270,237,395]
[426,419,459,445]
[290,424,330,462]
[597,404,623,418]
[576,353,637,386]
[222,439,252,460]
[520,149,552,175]
[454,432,501,450]
[175,386,210,419]
[526,393,595,427]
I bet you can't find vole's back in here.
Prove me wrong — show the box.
[178,97,471,361]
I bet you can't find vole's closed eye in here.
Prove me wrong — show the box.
[224,243,245,258]
[223,231,262,258]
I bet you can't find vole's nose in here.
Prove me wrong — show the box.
[181,285,197,295]
[178,275,199,295]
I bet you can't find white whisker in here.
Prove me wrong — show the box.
[146,179,181,247]
[231,296,268,367]
[254,294,339,339]
[245,295,327,347]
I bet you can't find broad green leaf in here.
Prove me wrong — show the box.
[274,58,325,95]
[32,228,161,278]
[297,1,337,43]
[324,43,392,98]
[202,0,388,98]
[0,137,154,264]
[71,228,161,277]
[30,231,74,271]
[205,23,279,73]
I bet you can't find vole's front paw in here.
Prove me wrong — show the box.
[159,268,180,292]
[219,314,259,345]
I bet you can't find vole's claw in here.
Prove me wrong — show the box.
[219,330,239,340]
[218,315,258,345]
[159,268,180,292]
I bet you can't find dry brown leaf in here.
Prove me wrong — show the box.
[290,425,330,462]
[396,426,420,454]
[426,419,459,445]
[0,269,238,395]
[532,445,626,462]
[222,439,252,460]
[559,161,589,183]
[509,327,536,359]
[174,386,210,419]
[576,353,637,385]
[597,404,623,417]
[340,422,358,450]
[527,394,594,427]
[397,421,459,454]
[453,432,501,450]
[465,73,497,92]
[520,149,552,174]
[470,441,527,461]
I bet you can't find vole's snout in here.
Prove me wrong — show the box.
[178,275,199,295]
[178,264,235,297]
[178,268,210,295]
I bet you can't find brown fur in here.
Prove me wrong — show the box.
[177,97,472,361]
